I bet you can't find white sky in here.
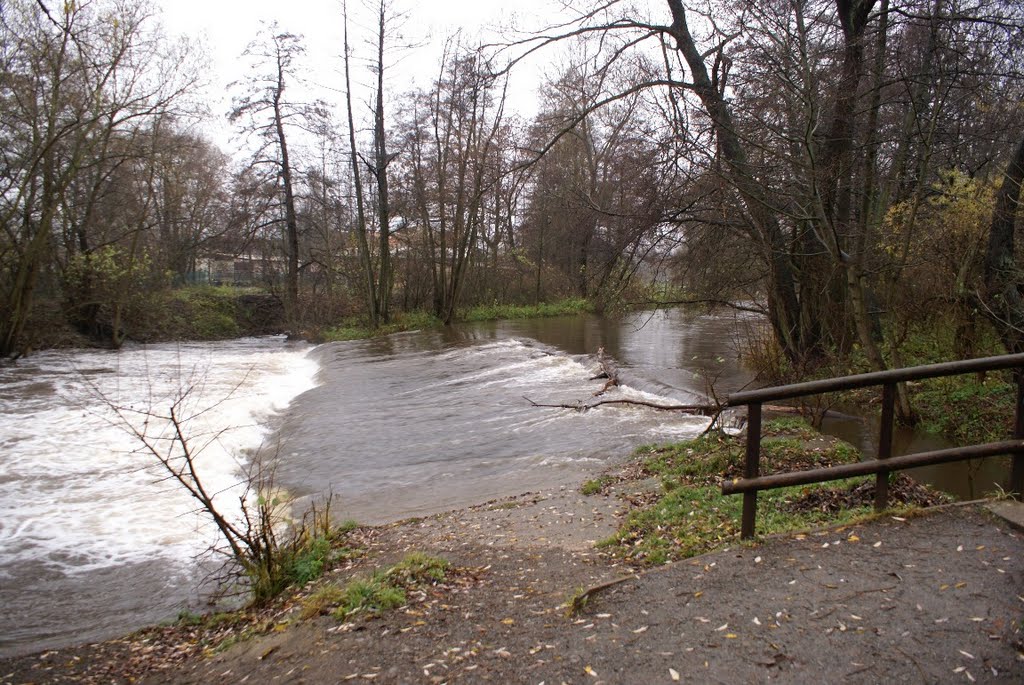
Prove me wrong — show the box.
[154,0,569,149]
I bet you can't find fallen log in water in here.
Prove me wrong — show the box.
[590,346,619,396]
[524,395,720,416]
[526,347,725,425]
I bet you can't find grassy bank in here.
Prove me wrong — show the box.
[458,298,591,322]
[587,418,947,567]
[750,316,1016,448]
[320,311,441,342]
[320,298,592,342]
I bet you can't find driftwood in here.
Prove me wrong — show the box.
[589,346,619,396]
[527,347,727,430]
[525,395,720,416]
[529,346,859,430]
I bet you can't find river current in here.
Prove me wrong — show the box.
[2,307,1004,657]
[1,309,754,657]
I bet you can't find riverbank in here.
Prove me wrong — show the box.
[4,426,1019,684]
[318,298,592,342]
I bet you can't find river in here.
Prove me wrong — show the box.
[0,308,1010,657]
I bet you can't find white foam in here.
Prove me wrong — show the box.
[0,337,319,575]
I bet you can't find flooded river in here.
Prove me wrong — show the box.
[0,308,1010,657]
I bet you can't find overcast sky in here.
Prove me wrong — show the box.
[154,0,573,148]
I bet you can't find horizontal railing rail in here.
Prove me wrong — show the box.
[723,354,1024,539]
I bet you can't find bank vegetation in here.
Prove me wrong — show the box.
[1,0,1020,408]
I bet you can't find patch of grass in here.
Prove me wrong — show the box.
[763,416,817,439]
[174,610,206,627]
[289,536,333,586]
[321,311,441,342]
[601,429,870,566]
[299,553,451,623]
[639,433,742,485]
[299,584,348,620]
[459,297,591,322]
[600,480,875,566]
[336,519,360,533]
[331,574,407,621]
[388,552,449,585]
[580,475,615,495]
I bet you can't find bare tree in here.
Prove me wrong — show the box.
[98,374,334,604]
[230,26,327,323]
[400,41,511,323]
[0,0,198,356]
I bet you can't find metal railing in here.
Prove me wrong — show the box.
[723,353,1024,539]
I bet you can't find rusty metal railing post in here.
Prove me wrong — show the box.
[875,383,896,511]
[1012,370,1024,498]
[741,402,762,539]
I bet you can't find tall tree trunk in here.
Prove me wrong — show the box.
[373,0,393,324]
[984,135,1024,353]
[666,0,813,364]
[342,0,378,327]
[273,63,299,323]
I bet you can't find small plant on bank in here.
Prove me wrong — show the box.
[299,553,451,622]
[332,575,407,621]
[580,475,615,495]
[97,375,350,607]
[387,552,449,585]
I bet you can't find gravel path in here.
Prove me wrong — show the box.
[3,488,1023,684]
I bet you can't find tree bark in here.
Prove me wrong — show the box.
[984,135,1024,353]
[342,0,378,327]
[665,0,813,364]
[372,0,393,324]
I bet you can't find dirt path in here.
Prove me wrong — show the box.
[3,486,1023,684]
